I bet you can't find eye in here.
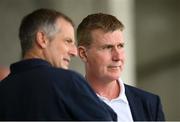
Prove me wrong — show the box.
[117,43,124,48]
[65,39,73,43]
[65,39,77,47]
[102,45,113,50]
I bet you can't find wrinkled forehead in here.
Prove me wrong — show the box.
[90,29,124,45]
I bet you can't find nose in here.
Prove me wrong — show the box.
[112,47,121,61]
[69,45,78,57]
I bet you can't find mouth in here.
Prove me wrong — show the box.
[63,58,70,64]
[108,65,120,69]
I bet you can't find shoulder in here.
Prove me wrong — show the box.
[49,67,90,88]
[52,68,85,82]
[42,66,83,78]
[124,84,165,121]
[125,84,160,101]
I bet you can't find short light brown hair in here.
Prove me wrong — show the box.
[77,13,124,47]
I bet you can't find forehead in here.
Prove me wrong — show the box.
[91,29,124,45]
[56,18,74,32]
[56,18,75,39]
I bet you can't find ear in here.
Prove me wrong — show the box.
[78,46,88,62]
[36,31,49,49]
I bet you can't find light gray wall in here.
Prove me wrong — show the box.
[136,0,180,120]
[0,0,54,66]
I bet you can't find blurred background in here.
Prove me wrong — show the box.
[0,0,179,120]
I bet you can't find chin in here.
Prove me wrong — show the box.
[105,75,119,81]
[111,75,120,80]
[62,65,69,69]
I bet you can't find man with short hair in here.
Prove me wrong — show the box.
[77,13,165,121]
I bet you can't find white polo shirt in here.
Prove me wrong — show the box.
[97,79,133,122]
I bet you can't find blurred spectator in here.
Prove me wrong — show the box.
[0,66,10,81]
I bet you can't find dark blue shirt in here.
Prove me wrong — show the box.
[0,59,117,121]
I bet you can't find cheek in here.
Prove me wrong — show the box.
[56,44,67,54]
[89,54,109,67]
[122,52,126,62]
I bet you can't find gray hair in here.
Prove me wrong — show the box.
[19,8,74,57]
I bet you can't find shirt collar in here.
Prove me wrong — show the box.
[97,78,129,104]
[10,58,52,74]
[116,78,128,104]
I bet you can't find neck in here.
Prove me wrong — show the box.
[23,49,44,60]
[86,75,120,100]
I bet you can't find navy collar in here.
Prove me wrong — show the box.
[10,58,52,74]
[125,85,146,121]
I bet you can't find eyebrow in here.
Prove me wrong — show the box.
[102,41,124,46]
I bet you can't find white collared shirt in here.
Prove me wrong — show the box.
[97,79,133,122]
